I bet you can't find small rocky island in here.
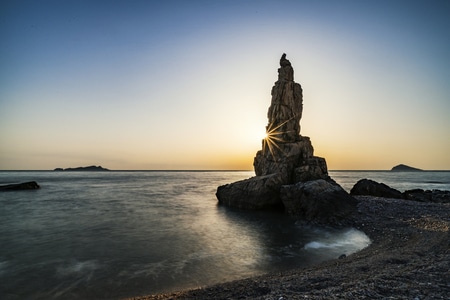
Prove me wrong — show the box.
[391,164,422,171]
[54,165,109,171]
[216,54,356,223]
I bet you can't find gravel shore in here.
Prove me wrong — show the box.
[127,196,450,299]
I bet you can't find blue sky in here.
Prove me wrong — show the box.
[1,0,449,170]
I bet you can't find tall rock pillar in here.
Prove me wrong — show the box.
[254,54,328,183]
[216,54,357,222]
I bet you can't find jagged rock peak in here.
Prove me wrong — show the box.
[253,54,328,183]
[280,53,291,67]
[278,53,294,81]
[216,54,356,222]
[268,53,303,144]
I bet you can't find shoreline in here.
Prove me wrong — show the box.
[126,196,450,299]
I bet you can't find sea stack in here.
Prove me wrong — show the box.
[216,54,357,222]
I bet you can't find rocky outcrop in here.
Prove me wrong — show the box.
[252,54,328,183]
[350,179,450,203]
[216,173,284,210]
[0,181,40,191]
[216,54,356,221]
[280,179,358,222]
[403,189,450,203]
[391,164,422,172]
[54,165,109,171]
[350,179,403,199]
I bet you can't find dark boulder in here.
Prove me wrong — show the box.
[350,179,403,199]
[280,179,358,223]
[216,173,284,210]
[403,189,450,203]
[403,189,431,202]
[0,181,40,191]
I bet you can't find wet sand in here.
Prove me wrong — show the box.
[127,196,450,299]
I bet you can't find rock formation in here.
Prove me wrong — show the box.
[350,179,450,203]
[216,54,356,221]
[54,165,109,171]
[350,179,403,199]
[253,54,328,184]
[391,164,422,172]
[0,181,40,191]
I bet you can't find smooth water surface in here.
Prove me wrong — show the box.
[4,170,445,299]
[330,170,450,192]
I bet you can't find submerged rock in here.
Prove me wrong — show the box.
[216,54,356,221]
[0,181,40,191]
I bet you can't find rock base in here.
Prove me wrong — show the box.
[216,173,285,210]
[280,179,358,223]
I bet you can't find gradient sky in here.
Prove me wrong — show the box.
[1,0,449,170]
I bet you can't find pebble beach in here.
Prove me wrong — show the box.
[127,196,450,299]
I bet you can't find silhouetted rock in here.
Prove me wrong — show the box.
[216,54,356,220]
[350,179,450,203]
[253,54,329,183]
[391,164,422,171]
[293,156,329,183]
[0,181,40,191]
[216,173,284,210]
[403,189,450,203]
[54,165,109,171]
[350,179,403,199]
[280,179,358,223]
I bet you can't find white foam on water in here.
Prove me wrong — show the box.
[304,228,371,252]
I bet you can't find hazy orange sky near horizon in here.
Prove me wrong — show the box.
[1,1,450,170]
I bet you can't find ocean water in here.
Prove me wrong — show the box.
[330,170,450,192]
[0,170,448,299]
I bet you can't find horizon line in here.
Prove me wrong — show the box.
[1,169,450,172]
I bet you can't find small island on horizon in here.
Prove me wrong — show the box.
[391,164,423,172]
[54,165,109,171]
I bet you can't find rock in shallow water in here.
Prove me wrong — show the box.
[280,179,358,222]
[216,173,284,210]
[0,181,40,191]
[216,54,353,222]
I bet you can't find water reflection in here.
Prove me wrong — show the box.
[213,206,371,274]
[0,171,371,299]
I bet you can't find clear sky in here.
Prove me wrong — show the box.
[1,0,449,170]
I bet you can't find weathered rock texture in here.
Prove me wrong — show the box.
[253,54,328,183]
[216,173,284,210]
[350,178,450,203]
[216,54,356,221]
[280,179,358,223]
[350,179,403,199]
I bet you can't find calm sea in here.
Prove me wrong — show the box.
[0,170,448,299]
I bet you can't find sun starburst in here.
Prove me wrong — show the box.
[262,115,298,159]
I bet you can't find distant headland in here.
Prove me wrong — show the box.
[391,164,423,172]
[54,165,109,171]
